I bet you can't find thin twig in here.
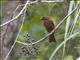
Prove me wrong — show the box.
[0,1,38,27]
[70,7,80,34]
[62,1,74,60]
[48,3,57,16]
[41,1,64,2]
[49,31,80,60]
[1,1,2,60]
[4,0,30,60]
[0,0,30,27]
[13,1,38,15]
[67,1,80,55]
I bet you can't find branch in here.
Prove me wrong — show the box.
[62,1,74,60]
[41,1,64,2]
[0,0,30,27]
[4,0,30,60]
[49,31,80,60]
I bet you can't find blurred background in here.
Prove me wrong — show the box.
[0,0,80,60]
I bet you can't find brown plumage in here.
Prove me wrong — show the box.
[41,16,56,42]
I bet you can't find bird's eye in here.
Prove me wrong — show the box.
[40,17,45,20]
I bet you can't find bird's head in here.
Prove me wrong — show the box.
[41,16,50,20]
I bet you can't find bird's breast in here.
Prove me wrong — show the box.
[44,20,50,26]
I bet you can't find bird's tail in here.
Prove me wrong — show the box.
[49,33,56,42]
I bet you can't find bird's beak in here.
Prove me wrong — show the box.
[40,16,44,20]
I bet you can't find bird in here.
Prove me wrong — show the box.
[41,16,56,42]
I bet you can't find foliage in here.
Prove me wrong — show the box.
[1,1,80,60]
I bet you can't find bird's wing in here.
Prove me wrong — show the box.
[44,20,55,32]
